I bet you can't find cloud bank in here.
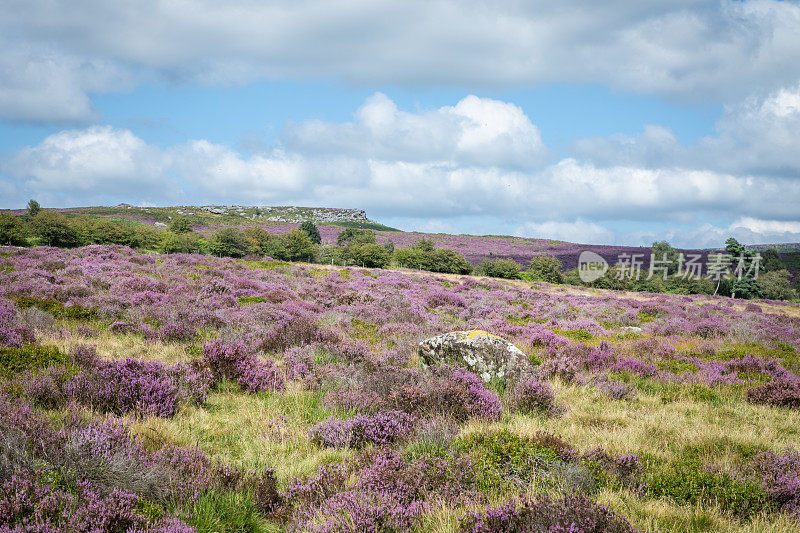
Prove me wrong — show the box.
[3,89,800,248]
[2,0,800,122]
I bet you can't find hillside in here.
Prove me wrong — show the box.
[1,244,800,532]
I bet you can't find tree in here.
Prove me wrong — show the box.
[160,232,200,254]
[242,227,273,254]
[337,228,376,246]
[170,217,193,234]
[476,258,521,279]
[208,228,250,257]
[394,247,428,269]
[30,210,81,248]
[525,256,564,284]
[281,230,318,262]
[427,248,472,274]
[415,238,435,253]
[299,221,322,244]
[0,214,29,246]
[26,199,41,219]
[651,241,679,275]
[760,249,784,272]
[349,242,390,268]
[757,270,794,301]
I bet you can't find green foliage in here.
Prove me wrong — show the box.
[238,296,268,305]
[169,216,194,234]
[731,277,761,300]
[0,345,67,377]
[557,329,593,341]
[242,227,273,255]
[26,200,42,219]
[160,232,202,254]
[298,221,321,244]
[208,228,251,258]
[280,229,318,262]
[645,453,768,517]
[30,210,82,248]
[336,227,377,246]
[327,220,399,231]
[651,241,679,275]
[524,256,564,284]
[0,213,29,246]
[757,270,794,301]
[16,296,98,320]
[476,258,521,279]
[348,242,391,268]
[392,242,472,274]
[185,490,268,533]
[416,238,435,253]
[760,249,784,272]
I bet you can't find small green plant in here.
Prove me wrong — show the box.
[0,345,67,376]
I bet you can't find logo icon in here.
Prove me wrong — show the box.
[578,251,608,283]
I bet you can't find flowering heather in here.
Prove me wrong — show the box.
[746,379,800,409]
[746,449,800,512]
[159,321,197,342]
[459,493,637,533]
[507,376,565,417]
[309,410,416,448]
[201,339,284,393]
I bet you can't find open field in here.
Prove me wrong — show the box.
[2,244,800,532]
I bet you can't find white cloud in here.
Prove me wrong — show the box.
[3,92,799,248]
[515,219,615,245]
[2,1,800,121]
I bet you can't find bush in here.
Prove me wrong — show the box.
[201,340,284,393]
[349,242,391,268]
[476,258,521,279]
[757,270,794,301]
[507,376,565,417]
[646,453,767,516]
[299,221,322,244]
[309,411,416,448]
[525,256,564,284]
[0,345,66,377]
[160,232,201,254]
[30,210,82,248]
[746,379,800,409]
[0,213,29,246]
[169,216,193,234]
[280,229,318,262]
[460,493,636,533]
[208,228,250,258]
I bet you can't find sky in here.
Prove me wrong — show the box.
[1,1,799,248]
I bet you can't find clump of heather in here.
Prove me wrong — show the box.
[64,358,210,417]
[303,489,423,533]
[326,365,501,422]
[746,379,800,409]
[745,449,800,512]
[0,471,197,532]
[507,376,565,417]
[0,299,35,348]
[596,379,637,401]
[459,493,637,533]
[201,339,284,393]
[309,410,416,448]
[159,321,197,342]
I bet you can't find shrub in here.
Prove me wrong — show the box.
[309,411,416,448]
[299,221,322,244]
[348,242,390,268]
[0,213,29,246]
[159,321,197,342]
[525,256,564,284]
[0,345,66,377]
[280,229,318,262]
[30,210,82,248]
[507,376,565,417]
[476,258,521,279]
[201,340,284,393]
[645,453,767,516]
[208,228,251,258]
[170,216,194,234]
[459,493,636,533]
[746,379,800,409]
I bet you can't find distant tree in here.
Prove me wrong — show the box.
[651,241,679,275]
[757,270,794,301]
[242,227,273,254]
[393,247,428,269]
[170,216,193,234]
[26,199,41,219]
[86,219,136,246]
[415,238,435,253]
[349,242,391,268]
[525,256,564,284]
[760,249,784,272]
[337,228,376,246]
[725,237,746,257]
[427,248,472,274]
[0,213,29,246]
[476,258,521,279]
[208,228,250,258]
[30,210,81,248]
[299,221,322,244]
[281,229,318,262]
[160,232,200,254]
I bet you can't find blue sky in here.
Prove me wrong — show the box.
[1,1,799,247]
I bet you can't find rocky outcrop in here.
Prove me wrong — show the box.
[418,330,534,383]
